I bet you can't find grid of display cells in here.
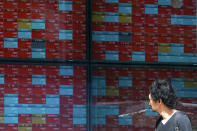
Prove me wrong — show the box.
[0,64,87,131]
[0,0,86,59]
[92,67,197,131]
[92,0,197,63]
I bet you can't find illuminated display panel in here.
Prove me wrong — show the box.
[0,0,86,60]
[0,0,196,131]
[0,64,87,131]
[92,66,197,130]
[92,0,197,63]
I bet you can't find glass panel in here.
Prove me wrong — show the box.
[0,0,86,60]
[91,66,197,130]
[0,64,87,130]
[92,0,197,64]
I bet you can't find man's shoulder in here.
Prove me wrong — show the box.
[175,111,187,117]
[174,111,190,122]
[174,110,192,131]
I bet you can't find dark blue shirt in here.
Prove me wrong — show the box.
[155,111,192,131]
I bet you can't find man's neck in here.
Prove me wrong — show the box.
[159,108,176,120]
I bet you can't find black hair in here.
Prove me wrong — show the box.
[149,79,177,109]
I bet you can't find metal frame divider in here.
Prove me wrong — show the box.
[86,0,92,130]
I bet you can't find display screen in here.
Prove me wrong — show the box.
[92,0,197,63]
[0,0,196,131]
[0,0,86,60]
[92,66,197,130]
[0,64,87,130]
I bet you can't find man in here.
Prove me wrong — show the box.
[148,79,192,131]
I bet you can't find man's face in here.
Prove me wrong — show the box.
[148,94,160,112]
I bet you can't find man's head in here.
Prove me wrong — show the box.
[148,79,177,112]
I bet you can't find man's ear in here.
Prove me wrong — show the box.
[159,99,163,104]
